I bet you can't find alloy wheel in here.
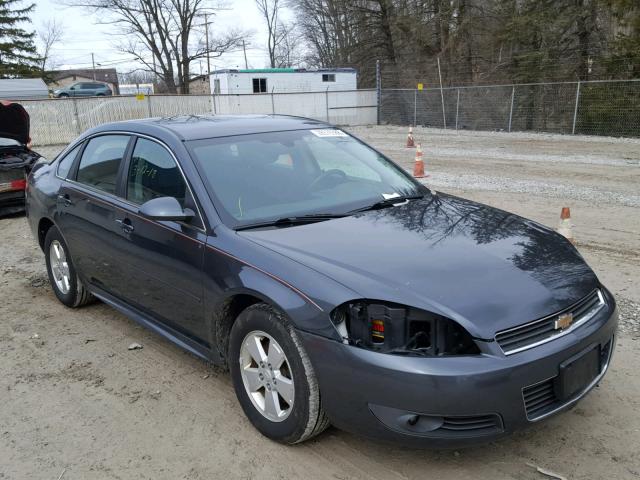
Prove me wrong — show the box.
[49,240,71,294]
[239,330,295,422]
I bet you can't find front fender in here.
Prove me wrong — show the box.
[203,236,357,362]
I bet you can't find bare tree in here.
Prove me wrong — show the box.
[255,0,285,68]
[64,0,249,93]
[38,19,64,71]
[273,21,303,67]
[291,0,357,67]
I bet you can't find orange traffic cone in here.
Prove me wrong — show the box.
[406,126,415,148]
[557,207,575,244]
[413,144,428,178]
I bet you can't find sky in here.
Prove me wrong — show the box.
[31,0,277,76]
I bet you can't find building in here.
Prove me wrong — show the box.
[209,68,357,94]
[188,75,211,95]
[0,78,49,100]
[48,68,120,95]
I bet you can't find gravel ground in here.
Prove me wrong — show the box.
[2,127,639,479]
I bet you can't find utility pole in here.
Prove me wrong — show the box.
[242,40,249,69]
[91,53,96,80]
[204,13,211,76]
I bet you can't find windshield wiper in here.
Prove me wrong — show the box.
[348,194,424,214]
[235,213,346,231]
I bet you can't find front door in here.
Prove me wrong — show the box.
[114,137,207,342]
[56,134,132,297]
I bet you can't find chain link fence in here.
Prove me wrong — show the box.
[380,79,640,137]
[20,90,378,147]
[16,81,639,147]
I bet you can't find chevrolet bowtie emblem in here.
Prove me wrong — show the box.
[554,312,574,330]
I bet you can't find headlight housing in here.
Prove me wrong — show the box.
[330,301,480,356]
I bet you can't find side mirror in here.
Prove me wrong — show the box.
[139,197,194,222]
[69,86,75,90]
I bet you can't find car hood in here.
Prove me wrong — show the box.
[240,193,599,338]
[0,101,30,145]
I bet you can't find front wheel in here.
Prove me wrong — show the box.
[229,303,329,444]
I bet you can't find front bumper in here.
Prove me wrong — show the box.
[299,294,618,447]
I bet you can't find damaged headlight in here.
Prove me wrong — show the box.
[330,301,480,356]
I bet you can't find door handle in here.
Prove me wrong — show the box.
[116,218,134,234]
[57,193,73,206]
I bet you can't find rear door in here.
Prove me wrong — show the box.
[56,134,133,297]
[114,136,207,341]
[77,83,93,97]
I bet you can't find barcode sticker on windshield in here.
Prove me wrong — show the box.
[310,129,348,137]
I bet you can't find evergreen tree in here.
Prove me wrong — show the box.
[0,0,40,78]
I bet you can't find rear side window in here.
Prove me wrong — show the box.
[126,138,186,207]
[76,135,130,194]
[56,144,82,179]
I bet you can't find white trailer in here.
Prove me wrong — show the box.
[209,68,357,95]
[0,78,49,100]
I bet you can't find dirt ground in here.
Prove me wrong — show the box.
[2,127,639,480]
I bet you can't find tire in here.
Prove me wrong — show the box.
[229,303,330,444]
[58,93,69,98]
[44,226,94,308]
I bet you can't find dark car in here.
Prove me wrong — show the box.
[25,115,617,447]
[53,82,113,98]
[1,101,41,216]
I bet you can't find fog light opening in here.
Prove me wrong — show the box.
[406,414,419,426]
[398,413,444,433]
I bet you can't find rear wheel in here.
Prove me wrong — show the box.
[229,303,329,444]
[44,226,94,307]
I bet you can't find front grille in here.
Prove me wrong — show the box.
[496,290,605,355]
[523,338,613,420]
[439,414,503,435]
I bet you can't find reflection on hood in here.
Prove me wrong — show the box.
[241,193,599,337]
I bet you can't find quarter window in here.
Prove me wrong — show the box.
[76,135,130,194]
[252,78,267,93]
[56,144,82,179]
[127,138,186,207]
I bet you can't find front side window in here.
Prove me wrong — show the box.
[56,144,82,179]
[76,135,130,194]
[127,138,186,207]
[252,78,267,93]
[189,129,421,228]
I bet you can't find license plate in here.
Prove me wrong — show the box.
[555,345,600,400]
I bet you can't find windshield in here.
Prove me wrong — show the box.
[188,128,423,228]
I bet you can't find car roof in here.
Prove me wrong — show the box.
[88,114,332,141]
